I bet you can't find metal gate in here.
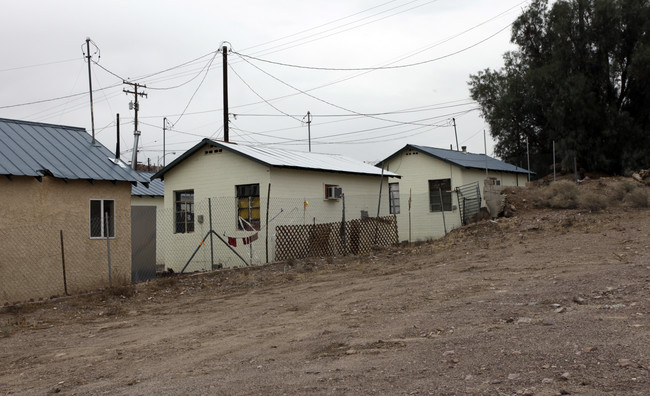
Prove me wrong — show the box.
[131,206,157,282]
[456,181,481,225]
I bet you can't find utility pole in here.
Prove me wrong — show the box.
[452,118,459,151]
[163,117,172,167]
[526,136,531,182]
[83,37,97,144]
[305,111,312,152]
[123,81,147,169]
[222,45,229,142]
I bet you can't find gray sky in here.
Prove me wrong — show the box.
[0,0,529,166]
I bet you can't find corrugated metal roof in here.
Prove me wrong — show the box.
[0,118,150,184]
[131,172,164,196]
[153,139,400,179]
[381,144,533,174]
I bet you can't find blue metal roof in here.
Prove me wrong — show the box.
[381,144,533,174]
[0,118,150,184]
[153,139,401,180]
[131,172,164,196]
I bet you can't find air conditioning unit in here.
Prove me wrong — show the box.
[326,185,342,200]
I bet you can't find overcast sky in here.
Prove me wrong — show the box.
[0,0,530,166]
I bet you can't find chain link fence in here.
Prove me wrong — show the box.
[4,189,466,304]
[153,193,397,273]
[1,213,132,304]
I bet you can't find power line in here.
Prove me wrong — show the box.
[232,23,514,71]
[235,52,438,127]
[0,58,79,72]
[170,51,218,127]
[228,63,303,124]
[244,0,440,60]
[230,100,477,118]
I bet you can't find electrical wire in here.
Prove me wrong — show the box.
[0,57,79,72]
[244,0,439,59]
[170,52,218,127]
[235,52,439,127]
[232,22,513,71]
[228,63,303,124]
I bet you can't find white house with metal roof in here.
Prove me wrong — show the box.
[151,139,399,271]
[0,118,150,303]
[378,144,532,242]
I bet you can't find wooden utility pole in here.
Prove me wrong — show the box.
[222,45,229,142]
[452,118,459,151]
[83,37,97,144]
[123,81,147,169]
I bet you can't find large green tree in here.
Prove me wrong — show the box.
[469,0,650,175]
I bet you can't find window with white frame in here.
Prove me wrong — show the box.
[90,199,115,238]
[389,182,400,214]
[175,190,194,233]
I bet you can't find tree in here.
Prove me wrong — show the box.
[469,0,650,175]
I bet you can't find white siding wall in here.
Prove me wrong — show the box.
[159,145,392,271]
[385,148,526,242]
[161,146,271,271]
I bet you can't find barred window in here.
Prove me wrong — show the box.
[389,182,400,214]
[175,190,194,233]
[428,179,452,211]
[90,199,115,238]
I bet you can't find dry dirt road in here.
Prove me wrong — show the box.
[1,207,649,395]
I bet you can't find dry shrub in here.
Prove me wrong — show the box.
[107,285,136,298]
[533,180,579,209]
[578,191,608,211]
[625,187,649,208]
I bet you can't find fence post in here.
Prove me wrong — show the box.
[438,187,447,235]
[266,183,271,263]
[408,188,412,243]
[60,230,68,295]
[105,215,112,288]
[553,140,556,181]
[209,198,214,270]
[342,193,347,255]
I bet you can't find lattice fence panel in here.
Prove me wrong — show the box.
[274,215,397,261]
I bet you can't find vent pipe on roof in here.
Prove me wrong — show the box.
[461,146,467,154]
[115,114,120,160]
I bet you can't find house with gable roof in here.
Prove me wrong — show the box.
[151,139,400,271]
[0,118,150,303]
[378,144,533,242]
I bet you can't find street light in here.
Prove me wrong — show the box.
[157,152,176,167]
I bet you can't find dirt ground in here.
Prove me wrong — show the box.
[1,179,649,395]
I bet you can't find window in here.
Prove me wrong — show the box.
[90,199,115,238]
[487,177,501,186]
[389,182,400,214]
[429,179,452,212]
[236,184,260,230]
[175,190,194,233]
[324,184,342,200]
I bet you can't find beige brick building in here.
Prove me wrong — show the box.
[0,119,149,303]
